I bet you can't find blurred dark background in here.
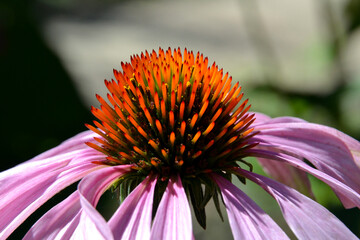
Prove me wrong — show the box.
[1,0,359,239]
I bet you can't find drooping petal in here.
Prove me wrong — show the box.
[252,113,306,126]
[251,119,360,208]
[108,176,157,240]
[70,195,114,240]
[251,112,271,125]
[248,149,360,209]
[0,147,105,239]
[150,175,192,240]
[213,174,289,240]
[251,114,314,197]
[24,165,132,240]
[23,192,80,240]
[67,165,133,240]
[237,168,358,240]
[77,165,133,206]
[257,158,314,198]
[29,130,98,162]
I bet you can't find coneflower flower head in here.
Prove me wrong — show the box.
[87,47,256,227]
[1,47,359,240]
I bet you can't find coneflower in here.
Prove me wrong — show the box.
[86,47,257,228]
[1,48,359,240]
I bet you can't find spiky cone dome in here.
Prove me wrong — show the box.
[86,47,257,228]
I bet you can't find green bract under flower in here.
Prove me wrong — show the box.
[86,47,258,228]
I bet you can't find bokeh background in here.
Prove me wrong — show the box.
[1,0,360,239]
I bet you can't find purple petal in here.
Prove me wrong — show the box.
[252,115,315,198]
[23,192,81,240]
[150,175,192,240]
[248,149,360,208]
[251,112,272,125]
[213,174,289,240]
[237,168,358,240]
[70,195,114,240]
[66,165,132,239]
[257,158,314,198]
[0,147,105,239]
[29,130,98,162]
[108,176,157,240]
[24,165,132,239]
[251,120,360,208]
[77,165,133,205]
[252,113,306,126]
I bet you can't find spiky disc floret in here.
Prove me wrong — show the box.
[86,47,258,228]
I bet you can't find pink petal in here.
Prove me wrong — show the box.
[0,147,104,239]
[251,120,360,208]
[23,192,81,240]
[251,115,315,198]
[248,149,360,208]
[29,130,98,162]
[108,176,157,240]
[24,165,132,239]
[67,165,133,240]
[213,174,289,240]
[237,168,358,240]
[252,113,306,126]
[251,112,272,125]
[150,175,192,240]
[77,165,133,205]
[257,158,314,198]
[70,195,114,240]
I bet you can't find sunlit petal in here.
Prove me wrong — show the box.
[109,176,157,240]
[214,174,289,240]
[150,175,192,240]
[238,169,358,240]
